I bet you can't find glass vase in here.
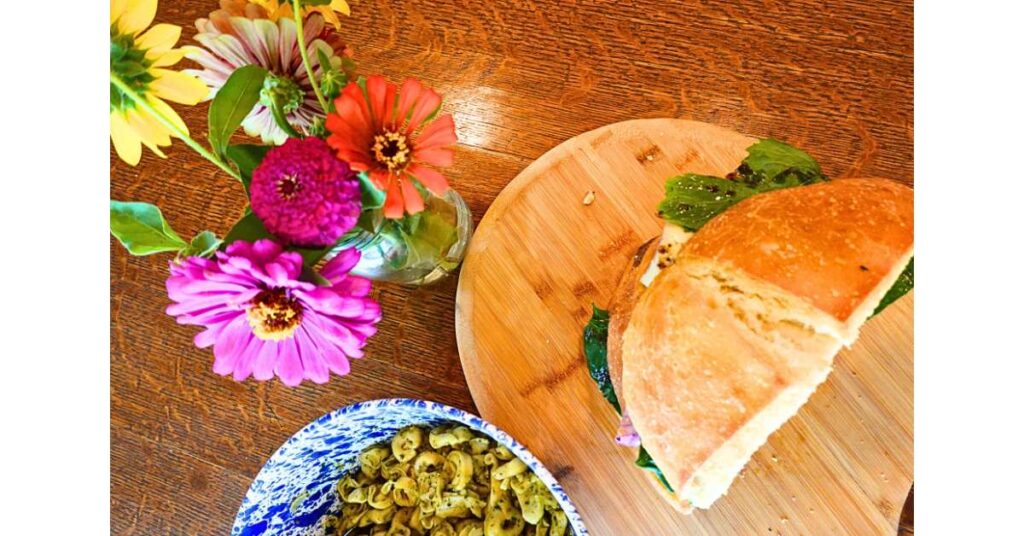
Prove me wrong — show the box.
[332,189,473,286]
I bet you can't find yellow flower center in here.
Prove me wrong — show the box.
[246,289,303,341]
[372,131,410,171]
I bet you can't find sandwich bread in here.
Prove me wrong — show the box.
[617,178,914,511]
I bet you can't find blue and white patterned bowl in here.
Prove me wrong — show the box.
[233,398,589,536]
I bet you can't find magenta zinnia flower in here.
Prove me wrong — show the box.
[166,239,380,386]
[250,137,361,247]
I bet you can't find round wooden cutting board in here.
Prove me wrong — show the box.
[455,119,913,535]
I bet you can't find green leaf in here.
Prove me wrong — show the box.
[741,138,823,186]
[208,65,268,157]
[222,210,342,267]
[299,0,332,5]
[657,175,758,231]
[636,447,675,492]
[181,231,222,258]
[316,47,346,105]
[294,245,335,267]
[263,77,305,139]
[657,140,829,231]
[225,144,271,194]
[400,212,423,237]
[400,211,457,268]
[872,258,914,317]
[110,201,188,256]
[223,210,273,245]
[114,60,148,77]
[583,304,674,493]
[300,264,332,286]
[583,305,620,413]
[316,46,336,74]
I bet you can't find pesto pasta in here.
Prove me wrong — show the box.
[324,424,569,536]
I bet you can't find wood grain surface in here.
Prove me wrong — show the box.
[455,119,913,535]
[110,1,913,533]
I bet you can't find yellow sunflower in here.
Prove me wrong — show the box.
[110,0,208,165]
[250,0,351,29]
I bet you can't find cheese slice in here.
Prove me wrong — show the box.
[639,223,692,287]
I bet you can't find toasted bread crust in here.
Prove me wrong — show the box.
[606,238,658,403]
[684,178,914,328]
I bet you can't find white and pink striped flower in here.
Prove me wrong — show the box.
[184,12,348,144]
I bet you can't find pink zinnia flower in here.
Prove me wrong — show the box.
[166,239,381,386]
[250,137,361,248]
[326,76,457,219]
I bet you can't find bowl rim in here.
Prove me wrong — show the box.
[233,397,589,536]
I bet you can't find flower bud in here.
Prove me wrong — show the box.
[259,74,304,115]
[320,69,348,102]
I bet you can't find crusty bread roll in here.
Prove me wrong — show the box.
[606,237,657,402]
[620,178,914,511]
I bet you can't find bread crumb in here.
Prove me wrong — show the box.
[582,190,596,205]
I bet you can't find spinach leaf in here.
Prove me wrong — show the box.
[636,446,675,492]
[584,305,620,413]
[872,258,914,317]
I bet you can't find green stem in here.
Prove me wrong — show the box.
[269,102,304,139]
[292,0,330,114]
[110,72,241,181]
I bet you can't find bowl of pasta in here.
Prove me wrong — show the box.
[232,398,588,536]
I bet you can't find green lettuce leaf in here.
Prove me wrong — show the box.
[740,138,823,186]
[636,447,674,492]
[583,305,619,413]
[657,139,828,231]
[872,258,914,317]
[657,175,762,231]
[584,306,673,490]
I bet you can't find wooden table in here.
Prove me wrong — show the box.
[110,1,913,533]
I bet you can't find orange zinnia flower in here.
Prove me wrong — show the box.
[326,76,457,219]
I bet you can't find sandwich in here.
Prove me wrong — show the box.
[583,139,914,512]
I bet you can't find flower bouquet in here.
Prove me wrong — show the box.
[109,0,472,386]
